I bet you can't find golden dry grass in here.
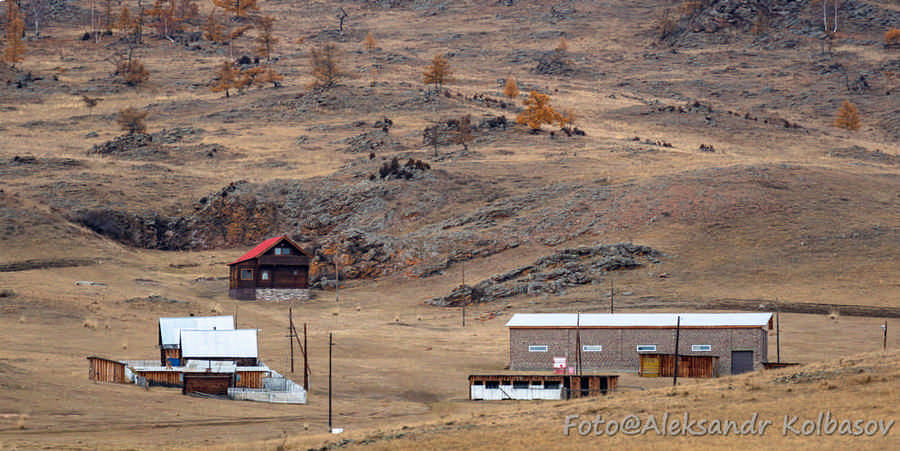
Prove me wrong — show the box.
[1,0,900,449]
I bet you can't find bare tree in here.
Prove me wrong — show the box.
[823,0,840,33]
[336,7,348,33]
[25,0,51,37]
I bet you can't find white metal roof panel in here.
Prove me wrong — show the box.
[505,313,772,328]
[159,316,234,347]
[185,360,237,373]
[180,329,258,358]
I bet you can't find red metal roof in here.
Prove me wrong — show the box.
[228,236,287,265]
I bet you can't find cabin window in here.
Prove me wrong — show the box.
[544,381,560,389]
[261,270,270,281]
[485,381,499,389]
[274,247,291,256]
[240,269,253,280]
[472,380,483,386]
[692,344,712,352]
[513,381,529,389]
[528,345,548,352]
[582,345,603,352]
[636,345,657,352]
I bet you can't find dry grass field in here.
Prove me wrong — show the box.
[1,0,899,449]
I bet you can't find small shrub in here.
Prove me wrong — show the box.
[503,77,519,99]
[516,91,563,131]
[555,37,568,53]
[833,101,860,131]
[363,32,377,52]
[885,29,900,46]
[115,59,150,86]
[310,43,346,89]
[116,107,148,134]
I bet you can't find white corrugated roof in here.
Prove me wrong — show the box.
[180,329,258,358]
[505,313,772,328]
[185,360,237,373]
[159,316,234,347]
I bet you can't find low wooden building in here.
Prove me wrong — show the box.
[227,235,312,301]
[468,372,617,401]
[87,356,126,384]
[639,353,719,378]
[235,366,272,389]
[183,374,234,396]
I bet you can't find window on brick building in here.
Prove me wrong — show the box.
[692,344,712,352]
[636,344,657,352]
[582,345,603,352]
[528,345,548,352]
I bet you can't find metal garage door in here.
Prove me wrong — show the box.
[731,351,754,374]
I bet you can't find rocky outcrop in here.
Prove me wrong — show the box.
[426,243,662,306]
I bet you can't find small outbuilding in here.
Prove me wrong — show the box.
[87,356,126,384]
[158,316,235,365]
[469,372,617,401]
[227,235,312,301]
[506,313,772,376]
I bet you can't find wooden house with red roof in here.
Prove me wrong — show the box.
[227,235,312,301]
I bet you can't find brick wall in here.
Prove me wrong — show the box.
[509,327,767,375]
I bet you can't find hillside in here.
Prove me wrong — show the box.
[1,0,899,448]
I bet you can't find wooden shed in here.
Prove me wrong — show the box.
[183,373,233,396]
[235,367,271,389]
[639,353,719,378]
[133,368,184,387]
[87,356,126,384]
[227,235,312,300]
[468,372,617,400]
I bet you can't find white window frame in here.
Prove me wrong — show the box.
[582,345,603,352]
[636,345,657,352]
[692,344,712,352]
[528,345,548,352]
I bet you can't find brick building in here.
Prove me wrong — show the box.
[506,313,772,376]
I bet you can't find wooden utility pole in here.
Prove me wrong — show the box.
[328,332,333,432]
[673,315,681,387]
[289,303,295,373]
[883,321,888,353]
[461,303,465,328]
[609,281,614,314]
[776,306,781,364]
[575,312,582,378]
[303,323,309,391]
